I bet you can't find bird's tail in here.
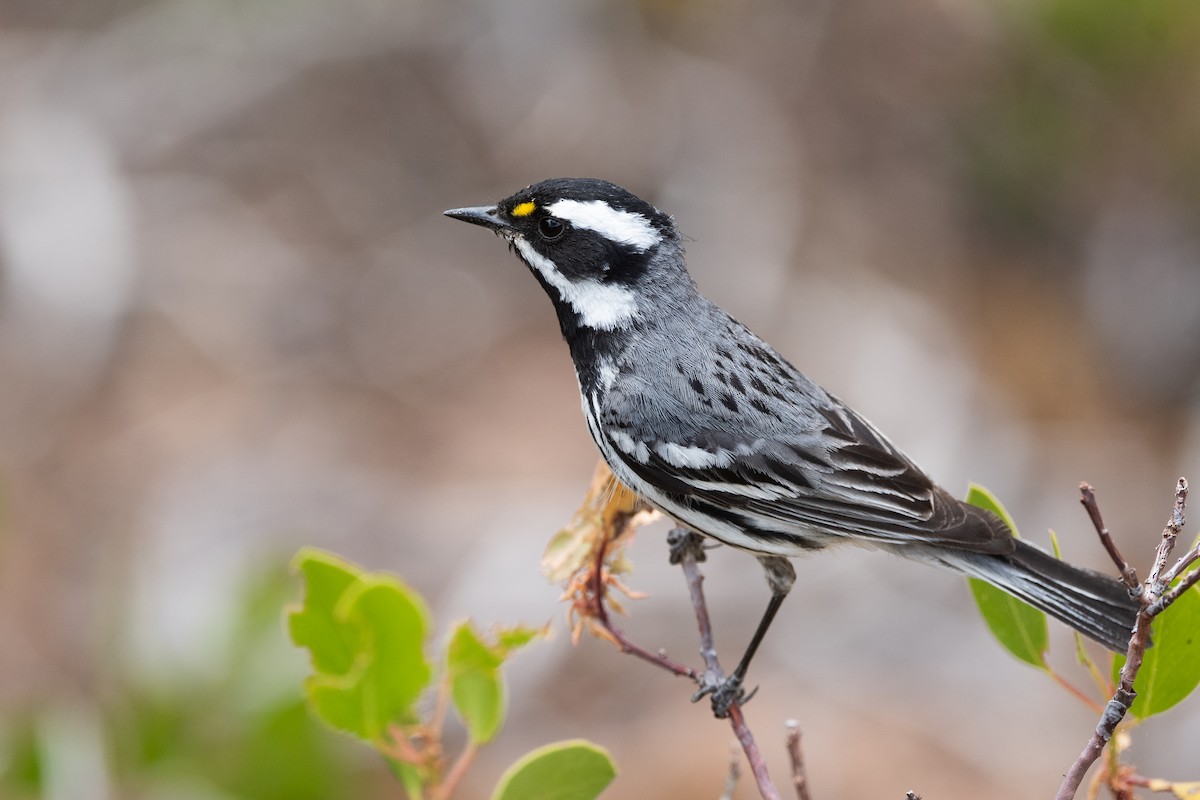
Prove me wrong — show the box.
[949,540,1139,653]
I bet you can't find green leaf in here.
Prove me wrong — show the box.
[964,484,1021,537]
[288,549,365,675]
[447,623,543,744]
[964,484,1049,668]
[448,623,504,744]
[1047,529,1063,559]
[1112,575,1200,718]
[491,740,617,800]
[495,625,545,651]
[289,549,433,741]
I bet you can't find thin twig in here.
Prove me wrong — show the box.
[1161,538,1200,585]
[1146,479,1188,591]
[379,724,425,764]
[1079,483,1140,591]
[672,530,723,683]
[719,743,742,800]
[1045,667,1106,715]
[1147,561,1200,617]
[1056,479,1189,800]
[432,741,478,800]
[590,534,698,680]
[728,703,781,800]
[785,720,812,800]
[1072,630,1115,700]
[671,528,781,800]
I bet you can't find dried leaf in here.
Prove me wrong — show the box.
[543,460,659,644]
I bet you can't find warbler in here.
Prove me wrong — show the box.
[445,178,1137,714]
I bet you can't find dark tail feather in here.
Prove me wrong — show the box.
[954,540,1139,653]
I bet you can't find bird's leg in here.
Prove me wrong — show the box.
[696,555,796,718]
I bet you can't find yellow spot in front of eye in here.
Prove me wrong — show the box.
[511,201,537,217]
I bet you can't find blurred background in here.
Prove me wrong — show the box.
[2,0,1199,797]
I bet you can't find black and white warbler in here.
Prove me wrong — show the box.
[445,178,1137,714]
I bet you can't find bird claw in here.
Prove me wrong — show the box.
[692,674,756,718]
[667,528,707,565]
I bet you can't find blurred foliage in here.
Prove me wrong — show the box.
[288,548,612,800]
[957,0,1200,252]
[0,562,375,800]
[491,740,617,800]
[1037,0,1200,83]
[289,550,434,740]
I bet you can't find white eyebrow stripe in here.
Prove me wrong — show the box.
[546,199,661,252]
[513,237,640,330]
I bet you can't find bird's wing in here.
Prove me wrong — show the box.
[599,370,1012,555]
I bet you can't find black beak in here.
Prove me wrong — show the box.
[443,204,512,232]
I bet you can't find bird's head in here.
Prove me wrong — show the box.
[445,178,689,333]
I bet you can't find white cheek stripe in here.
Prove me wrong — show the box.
[513,237,639,330]
[547,199,661,252]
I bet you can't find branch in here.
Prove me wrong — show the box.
[785,720,813,800]
[1056,478,1189,800]
[432,741,478,800]
[669,528,781,800]
[587,526,784,799]
[1147,562,1200,617]
[588,534,698,681]
[727,703,780,800]
[1079,483,1140,591]
[719,743,741,800]
[671,529,721,680]
[1146,479,1188,591]
[1160,536,1200,586]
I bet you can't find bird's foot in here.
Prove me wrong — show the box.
[692,673,757,719]
[667,527,707,565]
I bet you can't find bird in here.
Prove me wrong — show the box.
[444,177,1139,715]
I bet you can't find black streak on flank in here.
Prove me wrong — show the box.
[721,393,739,412]
[729,373,745,394]
[750,397,772,415]
[689,377,706,397]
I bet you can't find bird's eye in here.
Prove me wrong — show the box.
[538,217,565,240]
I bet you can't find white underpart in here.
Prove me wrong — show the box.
[513,237,639,330]
[546,199,661,252]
